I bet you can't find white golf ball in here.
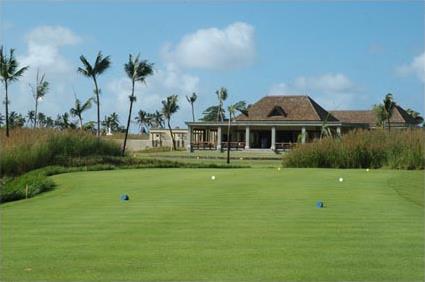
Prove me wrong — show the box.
[339,177,344,182]
[366,168,370,172]
[211,176,215,180]
[277,167,281,171]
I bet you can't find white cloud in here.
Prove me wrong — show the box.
[105,63,200,131]
[396,52,425,82]
[269,73,361,109]
[10,26,82,117]
[19,25,81,75]
[162,22,255,70]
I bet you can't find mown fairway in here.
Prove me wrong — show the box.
[1,168,423,281]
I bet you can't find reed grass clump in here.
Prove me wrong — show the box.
[283,129,424,169]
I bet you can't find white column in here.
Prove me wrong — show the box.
[217,127,222,151]
[187,126,192,152]
[301,127,306,144]
[245,126,250,149]
[336,127,341,137]
[271,127,276,150]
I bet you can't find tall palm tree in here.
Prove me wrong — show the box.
[135,110,152,133]
[162,95,179,150]
[70,97,93,129]
[0,46,29,137]
[383,93,395,132]
[226,101,247,164]
[30,70,49,128]
[186,92,197,122]
[216,87,228,122]
[77,51,111,137]
[122,54,153,156]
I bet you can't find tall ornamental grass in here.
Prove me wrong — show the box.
[283,129,424,169]
[0,128,122,176]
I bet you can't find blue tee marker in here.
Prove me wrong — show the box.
[316,201,324,208]
[120,194,129,201]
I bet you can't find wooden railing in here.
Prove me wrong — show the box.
[221,142,246,150]
[275,142,297,151]
[190,142,217,150]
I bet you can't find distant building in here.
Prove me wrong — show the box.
[149,128,188,149]
[186,95,418,151]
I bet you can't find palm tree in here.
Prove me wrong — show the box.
[186,92,197,122]
[135,110,152,133]
[216,87,228,122]
[0,112,4,127]
[122,54,154,156]
[162,95,179,150]
[70,96,93,129]
[30,70,49,128]
[27,110,36,127]
[0,46,29,137]
[372,104,387,129]
[55,112,75,130]
[77,51,111,137]
[200,105,225,121]
[8,111,25,129]
[226,101,247,164]
[383,93,395,132]
[151,110,165,128]
[102,112,120,133]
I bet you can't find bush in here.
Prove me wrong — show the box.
[0,129,122,177]
[283,129,425,169]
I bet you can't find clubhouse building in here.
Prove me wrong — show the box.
[186,95,418,151]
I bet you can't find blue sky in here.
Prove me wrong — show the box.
[1,1,424,130]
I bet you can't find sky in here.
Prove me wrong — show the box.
[0,1,424,131]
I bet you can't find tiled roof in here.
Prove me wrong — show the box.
[331,106,417,125]
[236,95,338,122]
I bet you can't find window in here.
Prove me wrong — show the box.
[268,106,286,117]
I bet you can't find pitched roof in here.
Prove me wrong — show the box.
[330,105,417,125]
[329,110,376,125]
[236,95,338,122]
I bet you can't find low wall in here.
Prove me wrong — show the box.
[112,139,152,151]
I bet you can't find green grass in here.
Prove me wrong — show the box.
[1,168,423,281]
[136,150,282,168]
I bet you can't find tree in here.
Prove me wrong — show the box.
[186,92,197,122]
[383,93,395,132]
[102,112,120,133]
[162,95,179,150]
[320,113,333,139]
[406,108,424,125]
[135,110,152,133]
[216,87,228,122]
[30,70,49,128]
[0,46,29,137]
[200,105,225,121]
[27,110,36,127]
[8,111,25,128]
[151,110,165,128]
[226,101,247,164]
[55,112,76,130]
[77,51,111,137]
[372,104,387,129]
[122,54,154,156]
[0,112,4,127]
[70,96,93,129]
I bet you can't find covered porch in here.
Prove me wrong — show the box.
[186,121,342,152]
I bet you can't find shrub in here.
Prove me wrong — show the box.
[0,129,121,177]
[283,129,425,169]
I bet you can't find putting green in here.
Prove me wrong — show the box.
[1,168,423,281]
